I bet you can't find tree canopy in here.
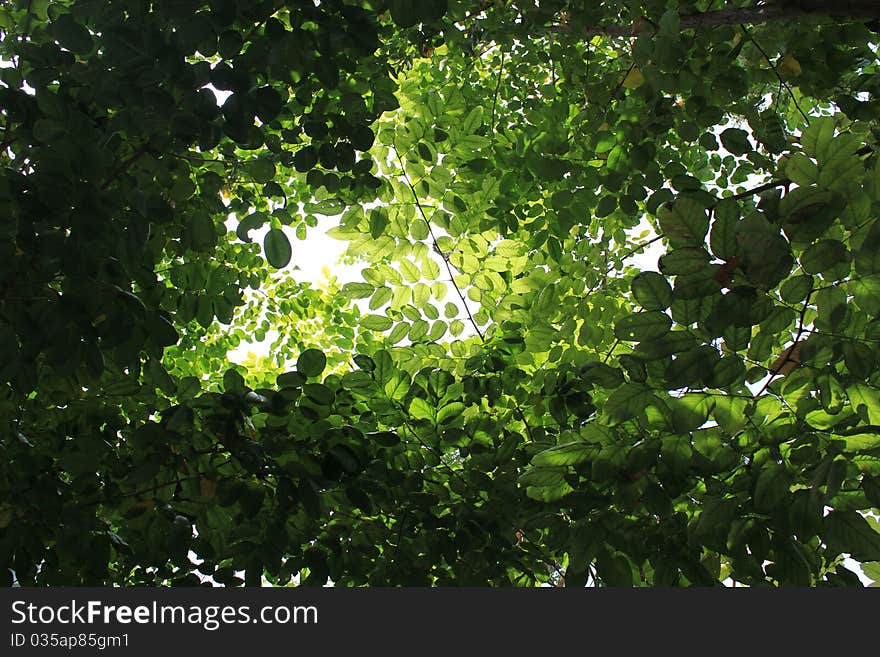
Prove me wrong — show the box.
[3,0,880,587]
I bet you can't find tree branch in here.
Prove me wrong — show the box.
[490,50,505,134]
[755,283,813,397]
[243,0,286,43]
[716,178,791,204]
[552,1,880,38]
[740,24,809,123]
[393,146,485,341]
[100,144,150,190]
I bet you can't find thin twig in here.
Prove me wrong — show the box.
[587,235,663,297]
[394,150,540,448]
[243,1,286,43]
[754,283,813,397]
[408,428,472,492]
[393,146,484,340]
[716,178,791,205]
[100,144,150,190]
[513,405,535,442]
[602,338,621,364]
[603,62,635,118]
[740,25,809,124]
[166,151,238,165]
[490,50,505,134]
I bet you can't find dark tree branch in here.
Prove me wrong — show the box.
[243,1,286,43]
[716,178,791,204]
[755,283,813,397]
[551,1,880,38]
[100,144,150,190]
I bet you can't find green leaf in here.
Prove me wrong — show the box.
[53,14,93,55]
[437,401,465,425]
[604,383,658,424]
[823,510,880,562]
[780,275,813,304]
[361,315,393,331]
[710,355,745,387]
[658,9,680,36]
[218,29,243,58]
[518,467,566,488]
[532,441,594,467]
[369,286,392,310]
[388,0,420,27]
[223,367,245,394]
[353,354,375,371]
[388,0,447,27]
[251,86,284,123]
[614,311,672,341]
[785,153,819,186]
[409,397,434,421]
[351,126,375,151]
[596,552,634,586]
[461,106,484,134]
[370,208,389,239]
[631,272,673,310]
[236,212,266,243]
[264,228,292,268]
[408,319,428,341]
[710,199,740,261]
[861,561,880,586]
[245,158,276,183]
[659,247,710,275]
[428,320,446,341]
[839,432,880,452]
[388,321,409,343]
[400,259,422,283]
[595,195,617,217]
[719,128,751,156]
[579,362,624,388]
[33,119,65,143]
[850,276,880,316]
[754,463,791,512]
[848,383,880,424]
[670,395,715,432]
[661,435,692,475]
[145,312,179,348]
[736,213,793,289]
[658,197,709,248]
[342,282,375,299]
[801,116,836,161]
[800,240,848,275]
[297,349,327,378]
[294,146,318,172]
[368,431,400,447]
[304,383,334,406]
[189,213,216,251]
[843,342,875,379]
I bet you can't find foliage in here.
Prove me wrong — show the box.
[2,0,880,586]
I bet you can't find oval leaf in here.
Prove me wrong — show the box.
[264,228,292,268]
[297,348,327,378]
